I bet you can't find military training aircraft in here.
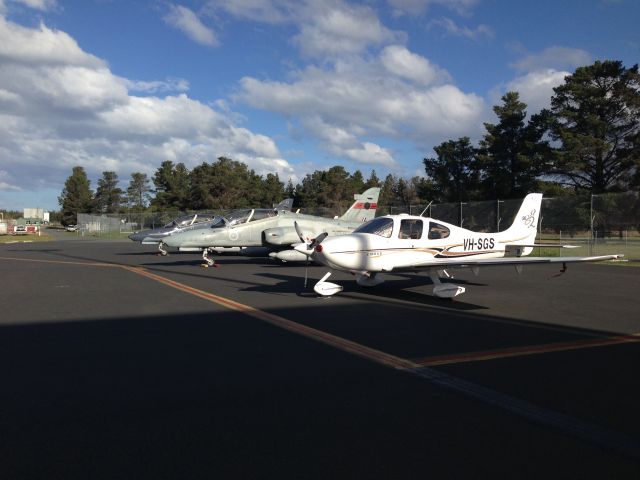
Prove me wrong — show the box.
[128,199,294,256]
[162,188,380,267]
[292,193,623,298]
[128,212,220,255]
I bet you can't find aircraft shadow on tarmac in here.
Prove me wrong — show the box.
[136,256,277,267]
[243,271,489,311]
[127,260,489,311]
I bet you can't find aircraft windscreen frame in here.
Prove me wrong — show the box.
[164,214,195,228]
[223,209,253,226]
[353,217,394,237]
[221,208,279,227]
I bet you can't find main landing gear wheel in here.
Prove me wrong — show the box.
[201,248,218,268]
[157,242,168,256]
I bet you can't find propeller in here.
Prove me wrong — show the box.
[293,222,328,252]
[293,221,328,289]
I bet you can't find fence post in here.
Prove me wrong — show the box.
[459,202,466,227]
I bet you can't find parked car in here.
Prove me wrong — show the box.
[65,224,79,232]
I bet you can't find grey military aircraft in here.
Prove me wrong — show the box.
[128,212,220,255]
[128,199,294,255]
[162,187,380,267]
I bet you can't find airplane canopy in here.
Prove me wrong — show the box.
[220,208,278,227]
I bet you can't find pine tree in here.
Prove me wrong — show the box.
[95,171,123,213]
[549,60,640,193]
[58,166,94,225]
[126,172,151,211]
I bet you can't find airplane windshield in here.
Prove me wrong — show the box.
[353,217,394,238]
[164,214,196,228]
[224,209,253,226]
[193,214,216,224]
[250,209,277,222]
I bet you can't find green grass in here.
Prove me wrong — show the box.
[0,234,53,244]
[535,234,640,262]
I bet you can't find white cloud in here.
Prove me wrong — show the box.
[380,45,450,85]
[205,0,402,58]
[0,169,20,191]
[302,116,398,167]
[0,16,292,206]
[387,0,479,16]
[493,68,569,114]
[205,0,297,24]
[13,0,57,11]
[511,46,592,73]
[164,4,218,47]
[341,142,396,167]
[0,17,103,67]
[293,2,400,57]
[429,17,493,40]
[238,50,484,168]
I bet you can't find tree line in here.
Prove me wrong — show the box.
[58,60,639,226]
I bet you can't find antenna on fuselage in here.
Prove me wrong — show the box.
[420,201,433,217]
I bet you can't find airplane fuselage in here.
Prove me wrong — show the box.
[312,215,532,273]
[163,211,363,250]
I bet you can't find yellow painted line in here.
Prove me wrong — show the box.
[2,255,413,368]
[0,256,117,267]
[413,333,640,367]
[120,266,416,370]
[4,255,639,370]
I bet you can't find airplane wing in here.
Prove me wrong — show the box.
[384,254,623,272]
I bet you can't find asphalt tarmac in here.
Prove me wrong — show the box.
[1,231,639,479]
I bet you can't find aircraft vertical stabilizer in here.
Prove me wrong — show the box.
[500,193,543,254]
[339,187,380,223]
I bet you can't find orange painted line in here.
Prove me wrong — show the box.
[0,256,117,267]
[6,256,636,371]
[3,255,413,368]
[122,266,416,370]
[413,334,640,367]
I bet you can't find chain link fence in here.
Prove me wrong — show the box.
[75,192,639,257]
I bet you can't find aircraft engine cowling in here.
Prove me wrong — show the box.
[262,227,301,246]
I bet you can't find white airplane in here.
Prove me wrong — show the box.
[293,193,623,298]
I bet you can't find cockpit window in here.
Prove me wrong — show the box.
[428,222,450,240]
[250,209,277,222]
[398,219,423,239]
[165,214,195,228]
[353,217,394,238]
[224,209,252,226]
[193,214,216,224]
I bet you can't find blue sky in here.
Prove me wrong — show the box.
[0,0,638,211]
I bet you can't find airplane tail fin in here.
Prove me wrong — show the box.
[339,187,380,223]
[273,198,293,211]
[501,193,543,255]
